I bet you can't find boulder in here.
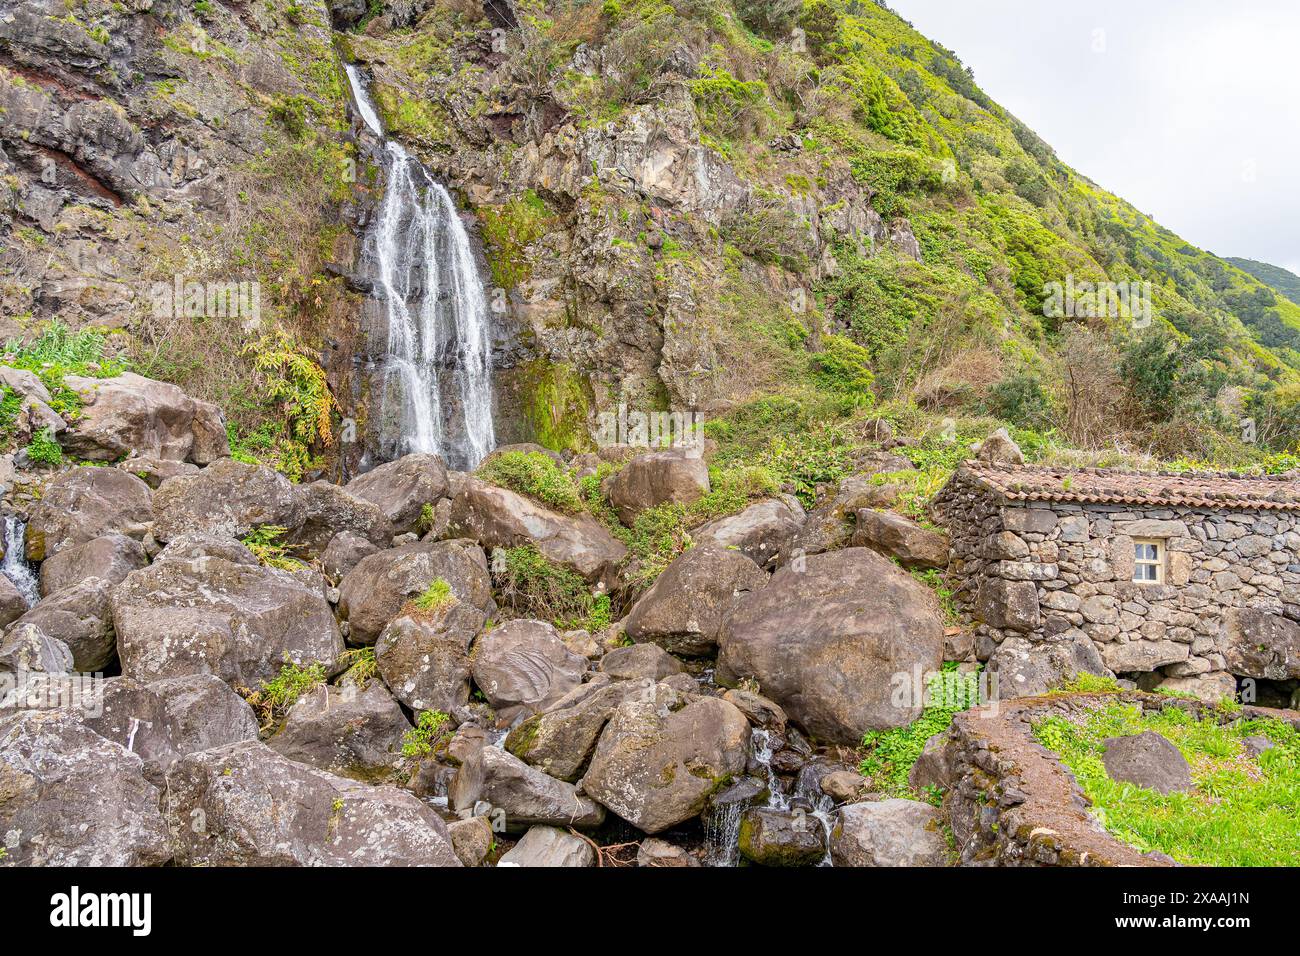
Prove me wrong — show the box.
[448,816,494,867]
[151,458,304,543]
[0,574,28,629]
[989,633,1110,698]
[973,427,1024,466]
[0,709,171,866]
[776,473,906,566]
[908,732,954,794]
[851,509,949,570]
[598,642,684,681]
[321,531,381,582]
[603,450,709,525]
[449,745,605,831]
[337,538,493,645]
[692,497,805,569]
[376,604,486,713]
[10,577,116,672]
[1101,731,1192,794]
[0,624,72,676]
[470,619,586,722]
[25,466,153,560]
[82,673,259,781]
[637,837,699,867]
[38,532,147,597]
[1223,607,1300,680]
[268,681,410,781]
[116,455,200,489]
[1101,639,1188,673]
[111,550,343,687]
[821,770,871,803]
[345,453,449,535]
[721,688,788,732]
[59,371,229,464]
[286,481,393,554]
[505,678,646,782]
[623,545,767,656]
[716,548,944,743]
[499,825,594,867]
[450,477,627,584]
[738,807,826,866]
[583,686,750,834]
[164,740,461,866]
[830,798,949,867]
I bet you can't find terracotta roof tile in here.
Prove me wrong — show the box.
[956,462,1300,511]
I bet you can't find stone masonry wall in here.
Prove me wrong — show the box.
[935,470,1300,694]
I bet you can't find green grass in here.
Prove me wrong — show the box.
[240,525,302,570]
[493,544,609,631]
[476,450,584,514]
[410,577,455,613]
[1032,702,1300,866]
[1,321,126,424]
[858,664,982,801]
[23,426,63,467]
[247,659,326,725]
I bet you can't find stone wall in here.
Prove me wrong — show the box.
[934,470,1300,698]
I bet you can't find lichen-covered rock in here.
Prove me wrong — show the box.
[598,642,684,681]
[470,619,586,722]
[268,681,410,781]
[345,453,450,535]
[449,745,605,832]
[738,807,826,866]
[0,624,72,677]
[623,545,767,656]
[450,477,627,584]
[691,496,805,569]
[338,538,493,645]
[830,798,949,867]
[376,603,486,713]
[38,532,148,597]
[151,458,305,543]
[989,633,1110,698]
[499,825,595,867]
[117,456,200,489]
[321,531,381,582]
[583,686,750,834]
[164,740,461,866]
[25,466,153,561]
[82,673,259,781]
[10,577,116,672]
[59,371,229,464]
[448,816,494,867]
[603,450,710,525]
[0,574,28,629]
[111,551,343,687]
[717,548,944,742]
[851,509,949,570]
[287,480,394,554]
[0,709,171,866]
[1223,607,1300,680]
[505,678,645,782]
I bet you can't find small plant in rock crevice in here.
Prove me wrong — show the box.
[402,710,452,759]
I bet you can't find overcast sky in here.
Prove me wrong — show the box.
[888,0,1300,278]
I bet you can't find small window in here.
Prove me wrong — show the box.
[1132,538,1164,584]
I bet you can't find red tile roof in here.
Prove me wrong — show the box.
[955,462,1300,511]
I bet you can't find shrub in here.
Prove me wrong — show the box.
[476,450,583,514]
[988,372,1054,429]
[240,525,302,570]
[493,544,606,630]
[23,427,63,468]
[246,659,326,725]
[811,334,876,399]
[402,710,452,759]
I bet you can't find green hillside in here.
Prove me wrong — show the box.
[1225,258,1300,307]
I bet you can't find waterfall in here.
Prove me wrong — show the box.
[344,64,496,470]
[1,515,39,607]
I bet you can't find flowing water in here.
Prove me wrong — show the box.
[344,64,496,470]
[1,515,38,607]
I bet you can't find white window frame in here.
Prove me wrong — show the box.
[1132,537,1165,585]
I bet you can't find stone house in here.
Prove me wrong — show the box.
[932,462,1300,706]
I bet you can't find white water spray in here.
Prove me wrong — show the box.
[1,515,38,607]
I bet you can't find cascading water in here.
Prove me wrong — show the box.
[344,64,496,470]
[1,514,39,607]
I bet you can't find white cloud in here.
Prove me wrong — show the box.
[887,0,1300,277]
